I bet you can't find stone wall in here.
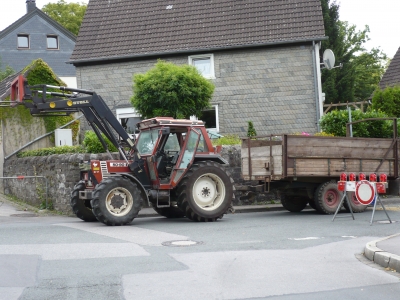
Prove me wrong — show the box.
[3,146,276,213]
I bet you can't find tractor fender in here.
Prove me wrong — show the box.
[120,174,150,206]
[194,154,228,165]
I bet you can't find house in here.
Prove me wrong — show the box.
[379,47,400,89]
[0,0,77,87]
[69,0,326,136]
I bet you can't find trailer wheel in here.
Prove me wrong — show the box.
[280,195,308,212]
[91,177,143,226]
[152,203,185,218]
[177,161,233,222]
[70,181,97,222]
[343,191,368,213]
[314,181,342,214]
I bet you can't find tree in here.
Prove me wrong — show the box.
[320,1,388,103]
[353,48,388,101]
[42,0,87,36]
[131,60,215,119]
[0,56,14,81]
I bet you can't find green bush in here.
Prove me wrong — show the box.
[82,130,118,153]
[17,145,86,158]
[372,85,400,117]
[247,121,257,137]
[320,109,396,138]
[212,134,241,146]
[131,60,215,119]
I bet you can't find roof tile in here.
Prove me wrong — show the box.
[71,0,325,62]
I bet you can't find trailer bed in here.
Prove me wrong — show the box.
[242,135,398,181]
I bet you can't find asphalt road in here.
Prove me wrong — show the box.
[1,198,400,300]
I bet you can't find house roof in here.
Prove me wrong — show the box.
[379,47,400,89]
[0,8,76,41]
[70,0,326,64]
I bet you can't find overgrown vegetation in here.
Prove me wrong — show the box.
[371,85,400,117]
[0,59,79,143]
[131,60,215,119]
[17,145,86,158]
[17,130,118,157]
[0,56,14,81]
[212,134,241,146]
[319,109,397,138]
[82,131,118,153]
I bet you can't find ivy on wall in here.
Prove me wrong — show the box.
[0,59,79,143]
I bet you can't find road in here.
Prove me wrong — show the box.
[0,198,400,300]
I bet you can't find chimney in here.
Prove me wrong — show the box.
[26,0,36,13]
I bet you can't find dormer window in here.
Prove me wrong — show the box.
[17,34,29,49]
[47,35,59,49]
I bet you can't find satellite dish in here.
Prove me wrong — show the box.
[323,49,335,70]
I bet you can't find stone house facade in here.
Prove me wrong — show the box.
[70,0,327,137]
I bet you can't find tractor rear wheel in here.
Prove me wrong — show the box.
[91,177,143,226]
[70,181,97,222]
[314,181,342,214]
[343,191,368,213]
[280,195,308,212]
[177,161,234,222]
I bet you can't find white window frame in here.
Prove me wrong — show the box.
[188,54,215,79]
[116,107,142,137]
[190,104,219,133]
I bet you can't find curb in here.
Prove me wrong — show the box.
[364,233,400,273]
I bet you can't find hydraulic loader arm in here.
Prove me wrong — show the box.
[9,75,137,161]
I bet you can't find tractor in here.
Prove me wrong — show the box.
[9,75,234,225]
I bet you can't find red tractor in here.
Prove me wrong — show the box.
[9,76,234,225]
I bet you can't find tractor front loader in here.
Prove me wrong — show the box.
[7,75,234,225]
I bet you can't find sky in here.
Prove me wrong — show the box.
[0,0,399,59]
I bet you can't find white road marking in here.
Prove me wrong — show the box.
[55,222,188,246]
[0,243,149,260]
[288,237,322,240]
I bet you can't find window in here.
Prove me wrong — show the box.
[17,34,29,48]
[116,107,142,136]
[47,35,59,49]
[190,104,219,135]
[188,54,215,78]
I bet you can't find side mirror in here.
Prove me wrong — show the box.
[161,127,170,135]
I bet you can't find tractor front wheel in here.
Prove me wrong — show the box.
[91,177,143,226]
[177,161,234,222]
[70,181,97,222]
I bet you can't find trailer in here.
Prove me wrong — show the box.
[241,133,399,214]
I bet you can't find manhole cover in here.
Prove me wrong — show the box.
[162,240,203,247]
[10,213,37,217]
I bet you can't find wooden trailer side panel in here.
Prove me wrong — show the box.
[242,135,398,181]
[241,139,283,180]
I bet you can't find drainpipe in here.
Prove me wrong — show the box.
[312,41,321,131]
